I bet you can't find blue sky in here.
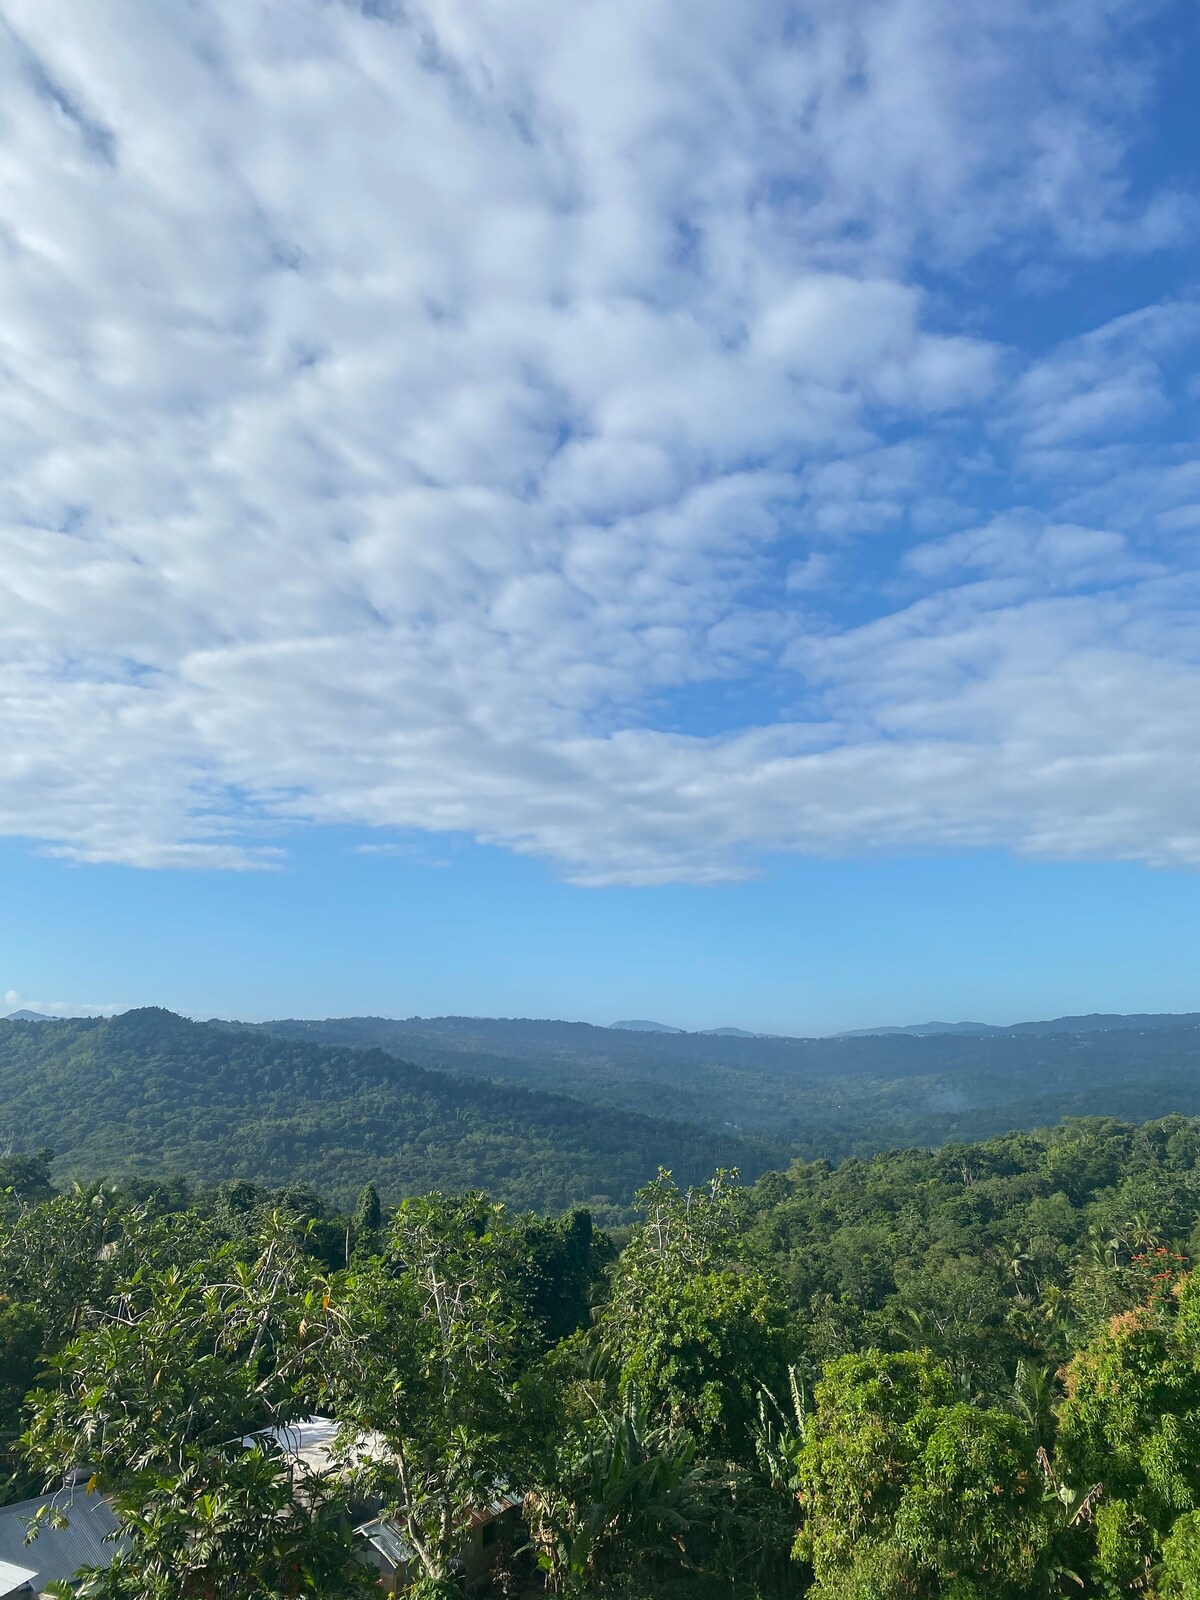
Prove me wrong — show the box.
[2,0,1200,1030]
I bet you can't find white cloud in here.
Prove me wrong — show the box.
[0,0,1197,883]
[1008,304,1200,451]
[3,989,123,1017]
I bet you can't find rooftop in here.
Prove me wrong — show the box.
[238,1413,391,1479]
[0,1490,126,1592]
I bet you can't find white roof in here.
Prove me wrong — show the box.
[240,1414,390,1477]
[0,1560,37,1597]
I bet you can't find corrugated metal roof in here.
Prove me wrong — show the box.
[0,1490,126,1589]
[0,1558,38,1597]
[355,1517,414,1568]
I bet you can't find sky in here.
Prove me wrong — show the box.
[2,0,1200,1032]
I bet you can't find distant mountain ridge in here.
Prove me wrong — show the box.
[604,1011,1200,1041]
[243,1010,1200,1162]
[840,1011,1200,1038]
[10,1005,1200,1206]
[2,1009,59,1022]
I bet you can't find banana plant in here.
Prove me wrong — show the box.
[528,1387,708,1594]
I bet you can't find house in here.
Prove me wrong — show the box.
[354,1489,522,1595]
[354,1517,413,1595]
[244,1417,522,1593]
[0,1489,127,1594]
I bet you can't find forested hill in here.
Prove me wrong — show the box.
[0,1009,779,1219]
[247,1011,1200,1159]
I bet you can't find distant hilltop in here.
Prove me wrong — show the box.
[605,1012,1200,1040]
[610,1020,764,1037]
[611,1011,1200,1040]
[2,1009,60,1022]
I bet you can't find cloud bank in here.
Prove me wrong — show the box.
[1,0,1198,883]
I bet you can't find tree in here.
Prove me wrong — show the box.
[599,1171,795,1462]
[0,1148,56,1209]
[887,1250,1014,1393]
[328,1194,540,1586]
[0,1294,45,1499]
[518,1208,608,1347]
[527,1390,708,1595]
[353,1182,382,1234]
[49,1451,375,1600]
[1056,1258,1200,1593]
[792,1350,1055,1599]
[603,1267,794,1463]
[0,1188,123,1335]
[1161,1509,1200,1599]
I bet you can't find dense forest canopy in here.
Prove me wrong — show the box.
[7,1114,1200,1595]
[0,1010,778,1221]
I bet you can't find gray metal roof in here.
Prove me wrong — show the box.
[355,1517,414,1569]
[0,1490,126,1590]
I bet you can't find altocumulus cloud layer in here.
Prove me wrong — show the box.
[2,0,1199,883]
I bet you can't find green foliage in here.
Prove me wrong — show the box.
[0,1147,57,1208]
[22,1214,369,1598]
[1057,1258,1200,1591]
[599,1173,796,1461]
[249,1012,1200,1159]
[1161,1508,1200,1598]
[59,1454,376,1599]
[604,1267,794,1462]
[529,1390,708,1594]
[353,1180,383,1233]
[0,1293,45,1497]
[793,1351,1054,1598]
[519,1208,610,1346]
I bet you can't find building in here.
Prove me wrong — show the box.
[353,1490,521,1596]
[353,1517,414,1595]
[244,1416,522,1593]
[0,1490,127,1595]
[239,1414,390,1483]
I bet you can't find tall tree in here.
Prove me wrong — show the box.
[1057,1254,1200,1594]
[599,1171,795,1462]
[328,1194,540,1586]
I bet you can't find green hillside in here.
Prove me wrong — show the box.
[0,1009,779,1221]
